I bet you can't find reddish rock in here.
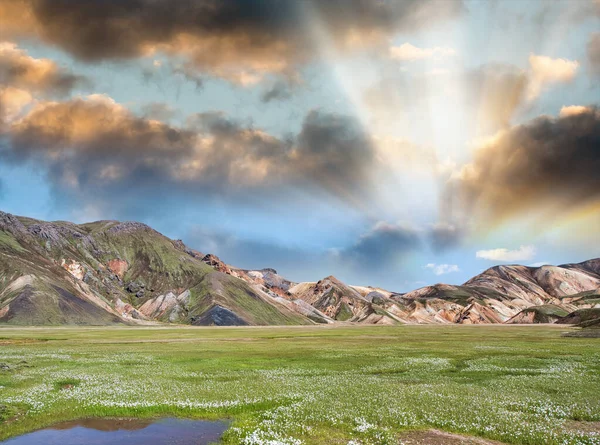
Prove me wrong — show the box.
[107,259,128,279]
[202,254,232,274]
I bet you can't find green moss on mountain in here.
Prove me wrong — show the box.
[0,211,309,326]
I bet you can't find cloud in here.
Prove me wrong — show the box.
[139,102,177,121]
[172,64,204,89]
[0,41,87,96]
[188,222,428,287]
[0,0,463,83]
[450,106,600,222]
[341,221,420,268]
[389,43,455,61]
[261,80,293,103]
[0,94,382,212]
[3,95,283,190]
[559,105,591,117]
[425,263,460,275]
[0,42,89,125]
[187,227,319,277]
[293,109,375,195]
[526,54,579,100]
[429,223,464,252]
[0,86,32,123]
[588,32,600,77]
[476,245,536,262]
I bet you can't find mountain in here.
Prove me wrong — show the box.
[0,211,307,326]
[287,276,401,324]
[0,210,599,326]
[393,264,600,324]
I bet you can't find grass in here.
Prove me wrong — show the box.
[0,231,24,253]
[0,325,599,444]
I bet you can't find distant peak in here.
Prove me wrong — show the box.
[106,221,154,235]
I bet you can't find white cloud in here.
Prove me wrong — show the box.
[559,105,594,117]
[425,263,460,275]
[476,245,536,262]
[527,54,579,100]
[390,43,456,61]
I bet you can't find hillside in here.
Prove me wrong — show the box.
[0,210,599,326]
[0,211,307,326]
[394,264,600,324]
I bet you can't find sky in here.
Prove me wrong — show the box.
[0,0,599,291]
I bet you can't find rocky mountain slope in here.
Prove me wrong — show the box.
[392,263,600,324]
[0,210,598,326]
[0,211,307,326]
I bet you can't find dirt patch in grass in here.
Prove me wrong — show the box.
[564,420,600,434]
[398,429,506,444]
[0,338,48,346]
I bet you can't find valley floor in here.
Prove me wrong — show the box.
[0,325,599,444]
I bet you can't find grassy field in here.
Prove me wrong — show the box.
[0,325,599,444]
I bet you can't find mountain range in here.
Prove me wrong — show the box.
[1,211,599,327]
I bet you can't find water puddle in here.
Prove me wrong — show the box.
[2,417,229,444]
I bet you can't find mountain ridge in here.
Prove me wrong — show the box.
[0,210,598,326]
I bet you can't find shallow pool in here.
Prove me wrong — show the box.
[2,417,229,444]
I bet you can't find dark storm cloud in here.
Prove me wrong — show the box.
[0,0,464,81]
[588,32,600,77]
[295,110,374,193]
[451,106,600,221]
[341,222,420,267]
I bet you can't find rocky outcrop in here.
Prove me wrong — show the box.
[106,221,155,235]
[201,254,232,274]
[61,259,86,281]
[173,239,204,259]
[288,276,388,322]
[139,289,191,322]
[233,267,295,297]
[107,259,128,279]
[0,211,28,238]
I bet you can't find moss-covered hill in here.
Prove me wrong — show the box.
[0,211,308,326]
[2,209,599,327]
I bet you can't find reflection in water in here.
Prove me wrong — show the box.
[2,418,229,444]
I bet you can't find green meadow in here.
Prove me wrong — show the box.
[0,325,599,444]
